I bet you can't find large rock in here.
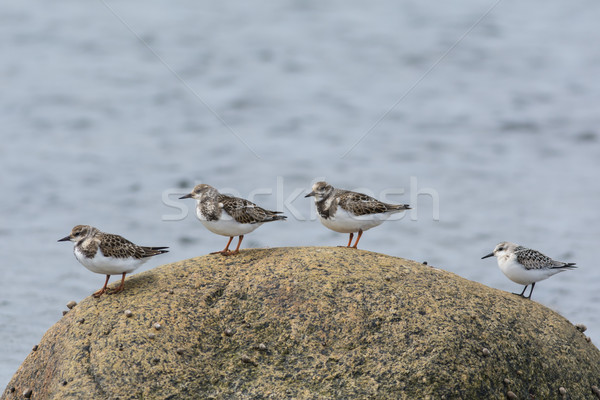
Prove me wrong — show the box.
[3,247,599,399]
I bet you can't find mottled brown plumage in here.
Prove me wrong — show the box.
[220,195,285,225]
[337,191,411,217]
[98,233,168,259]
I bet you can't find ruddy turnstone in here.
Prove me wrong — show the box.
[305,181,411,249]
[58,225,168,297]
[482,241,576,299]
[179,184,287,255]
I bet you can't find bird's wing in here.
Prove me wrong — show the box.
[220,195,285,224]
[515,249,561,270]
[337,191,409,216]
[99,233,142,259]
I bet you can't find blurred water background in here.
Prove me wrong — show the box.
[2,0,600,388]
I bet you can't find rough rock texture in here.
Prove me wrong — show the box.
[3,247,600,399]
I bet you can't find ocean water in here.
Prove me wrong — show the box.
[2,0,600,388]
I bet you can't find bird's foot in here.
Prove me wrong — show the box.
[92,289,106,298]
[211,250,239,256]
[108,286,124,295]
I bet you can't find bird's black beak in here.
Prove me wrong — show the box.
[481,253,494,259]
[304,191,315,198]
[58,236,71,242]
[179,193,193,199]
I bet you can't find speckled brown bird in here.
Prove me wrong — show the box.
[305,181,411,249]
[58,225,168,297]
[179,184,286,255]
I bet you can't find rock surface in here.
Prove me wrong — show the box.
[3,247,600,399]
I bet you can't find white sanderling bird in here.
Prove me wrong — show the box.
[305,181,411,249]
[58,225,168,297]
[481,241,576,299]
[179,184,287,256]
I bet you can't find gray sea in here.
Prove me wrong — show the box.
[2,0,600,388]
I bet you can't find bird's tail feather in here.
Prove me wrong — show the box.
[146,247,169,255]
[552,262,576,270]
[389,204,411,212]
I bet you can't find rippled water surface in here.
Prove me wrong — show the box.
[2,0,600,387]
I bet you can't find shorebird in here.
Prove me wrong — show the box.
[58,225,168,297]
[305,181,411,249]
[179,184,286,255]
[482,241,576,299]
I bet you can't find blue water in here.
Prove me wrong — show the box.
[2,0,600,388]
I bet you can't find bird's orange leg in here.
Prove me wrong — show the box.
[110,273,127,295]
[93,275,111,298]
[339,233,354,248]
[211,236,234,255]
[228,235,244,255]
[351,229,363,249]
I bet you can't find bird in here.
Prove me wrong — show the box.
[305,181,411,249]
[481,241,576,299]
[58,225,168,297]
[179,184,287,255]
